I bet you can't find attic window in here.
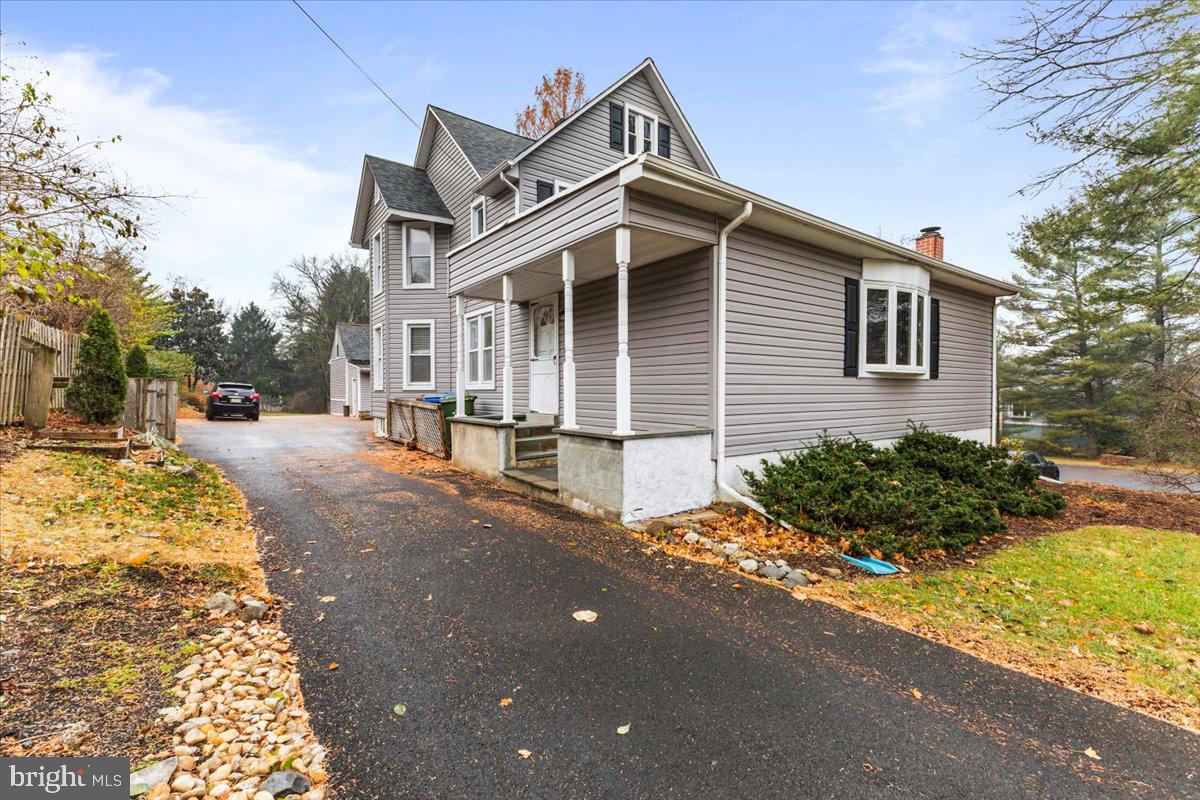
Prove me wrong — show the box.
[624,104,658,157]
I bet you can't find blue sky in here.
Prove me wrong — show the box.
[4,0,1067,309]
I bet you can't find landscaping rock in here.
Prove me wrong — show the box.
[164,464,196,477]
[239,599,268,621]
[204,592,238,613]
[737,558,759,574]
[784,570,811,587]
[258,770,310,798]
[720,542,740,556]
[682,531,701,545]
[129,757,177,796]
[119,458,137,468]
[758,564,785,580]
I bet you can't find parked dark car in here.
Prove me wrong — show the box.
[1019,451,1060,480]
[206,382,260,421]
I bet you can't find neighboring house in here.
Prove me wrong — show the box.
[329,323,372,417]
[348,58,1018,523]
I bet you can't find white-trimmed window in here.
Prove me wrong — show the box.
[624,104,658,156]
[470,197,486,240]
[371,325,383,389]
[403,224,434,288]
[403,320,435,390]
[861,283,930,375]
[371,232,383,295]
[554,179,572,195]
[465,307,495,390]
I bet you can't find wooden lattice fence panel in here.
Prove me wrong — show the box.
[0,307,79,426]
[387,398,448,458]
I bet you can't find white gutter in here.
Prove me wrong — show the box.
[499,172,520,216]
[714,200,787,526]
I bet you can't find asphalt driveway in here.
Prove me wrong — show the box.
[1058,462,1194,493]
[181,415,1199,799]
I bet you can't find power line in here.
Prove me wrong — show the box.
[291,0,420,129]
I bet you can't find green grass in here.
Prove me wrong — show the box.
[849,526,1200,704]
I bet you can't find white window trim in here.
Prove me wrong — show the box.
[553,179,572,194]
[859,281,930,377]
[470,197,486,240]
[371,232,384,296]
[371,324,383,390]
[624,103,659,157]
[402,223,436,289]
[464,305,496,390]
[402,319,436,391]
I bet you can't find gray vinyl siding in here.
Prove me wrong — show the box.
[517,73,706,211]
[624,190,719,244]
[573,249,712,430]
[328,352,347,415]
[724,226,995,456]
[366,198,389,418]
[449,174,622,294]
[449,298,530,416]
[386,223,454,402]
[426,123,480,252]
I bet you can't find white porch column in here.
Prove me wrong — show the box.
[501,274,514,423]
[454,295,466,417]
[561,250,577,430]
[614,226,633,436]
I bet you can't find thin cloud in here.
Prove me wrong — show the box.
[864,3,973,129]
[17,48,353,309]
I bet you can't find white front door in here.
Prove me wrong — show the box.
[528,295,559,415]
[347,367,359,414]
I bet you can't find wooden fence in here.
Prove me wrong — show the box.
[123,378,178,441]
[0,307,79,426]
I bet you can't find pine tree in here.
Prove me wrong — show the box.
[158,285,229,381]
[226,303,284,399]
[66,309,127,424]
[125,344,149,378]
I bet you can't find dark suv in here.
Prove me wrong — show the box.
[1019,451,1060,480]
[206,383,260,421]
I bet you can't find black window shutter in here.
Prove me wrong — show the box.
[843,277,859,377]
[608,102,624,151]
[535,180,554,203]
[930,299,941,379]
[657,123,671,158]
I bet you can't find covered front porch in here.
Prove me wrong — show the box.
[446,211,717,522]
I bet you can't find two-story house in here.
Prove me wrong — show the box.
[348,58,1017,524]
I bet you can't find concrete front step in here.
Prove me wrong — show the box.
[515,433,557,455]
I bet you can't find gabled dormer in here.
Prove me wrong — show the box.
[349,155,453,249]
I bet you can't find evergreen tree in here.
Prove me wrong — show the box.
[1005,204,1130,455]
[125,344,149,378]
[158,284,229,382]
[226,303,284,399]
[65,309,127,424]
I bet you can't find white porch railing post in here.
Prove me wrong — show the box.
[561,250,577,430]
[502,274,514,423]
[454,295,466,417]
[614,227,633,436]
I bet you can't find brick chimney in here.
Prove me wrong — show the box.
[915,226,944,260]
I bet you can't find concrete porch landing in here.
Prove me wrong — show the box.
[503,464,559,493]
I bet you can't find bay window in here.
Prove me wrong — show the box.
[859,261,930,376]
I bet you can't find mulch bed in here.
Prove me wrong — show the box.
[665,482,1200,581]
[0,561,224,758]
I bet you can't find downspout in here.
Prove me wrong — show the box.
[499,170,520,216]
[715,201,783,524]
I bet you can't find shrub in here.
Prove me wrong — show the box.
[124,345,149,378]
[743,425,1066,559]
[65,309,127,424]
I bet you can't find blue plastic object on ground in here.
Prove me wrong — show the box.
[838,554,901,575]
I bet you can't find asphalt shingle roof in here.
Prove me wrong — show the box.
[364,155,451,220]
[336,323,371,365]
[430,106,532,175]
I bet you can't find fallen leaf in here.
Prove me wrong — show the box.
[127,551,150,566]
[360,548,376,553]
[1083,747,1101,761]
[1133,621,1154,635]
[499,698,512,707]
[616,724,631,735]
[572,610,598,623]
[470,519,480,524]
[910,688,922,700]
[393,703,407,716]
[320,595,336,603]
[328,662,339,670]
[517,749,532,759]
[483,523,493,529]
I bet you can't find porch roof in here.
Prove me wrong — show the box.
[447,153,1020,303]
